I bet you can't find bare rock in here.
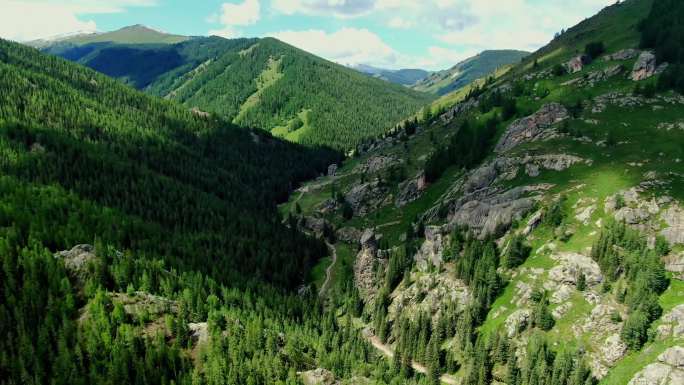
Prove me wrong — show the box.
[495,103,569,153]
[566,55,590,73]
[658,305,684,339]
[388,270,470,323]
[56,244,98,275]
[355,155,398,174]
[301,368,339,385]
[600,333,628,367]
[549,252,603,287]
[660,346,684,369]
[663,252,684,280]
[188,322,209,345]
[111,291,178,318]
[396,172,427,207]
[302,216,332,237]
[415,226,447,270]
[660,206,684,246]
[336,227,362,244]
[523,210,543,236]
[327,164,338,177]
[440,98,479,124]
[603,49,640,61]
[505,309,531,337]
[354,230,383,301]
[344,180,389,216]
[631,51,657,81]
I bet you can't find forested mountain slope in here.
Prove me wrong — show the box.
[0,38,385,385]
[283,0,684,384]
[352,64,431,86]
[413,50,529,95]
[39,33,434,151]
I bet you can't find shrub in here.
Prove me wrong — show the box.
[552,63,567,77]
[584,41,605,60]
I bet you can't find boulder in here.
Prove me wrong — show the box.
[440,98,479,124]
[631,51,657,81]
[663,252,684,280]
[302,216,332,237]
[658,305,684,339]
[628,363,683,385]
[495,103,569,153]
[566,55,590,73]
[660,346,684,369]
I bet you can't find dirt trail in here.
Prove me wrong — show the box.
[319,242,337,296]
[363,328,459,385]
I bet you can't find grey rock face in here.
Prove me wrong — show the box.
[495,103,569,153]
[56,244,97,273]
[188,322,209,344]
[336,227,362,244]
[414,226,447,270]
[631,51,657,81]
[301,368,338,385]
[505,309,531,337]
[603,48,640,61]
[658,305,684,339]
[548,252,603,287]
[344,180,389,216]
[439,98,479,124]
[660,206,684,245]
[566,55,590,73]
[327,164,338,177]
[396,172,427,207]
[355,155,398,174]
[354,230,383,301]
[628,346,684,385]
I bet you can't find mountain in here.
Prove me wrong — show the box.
[283,0,684,384]
[4,0,684,385]
[37,30,435,151]
[28,24,191,48]
[0,36,359,384]
[352,64,431,86]
[412,49,530,95]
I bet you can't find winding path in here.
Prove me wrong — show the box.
[319,242,337,296]
[362,328,459,385]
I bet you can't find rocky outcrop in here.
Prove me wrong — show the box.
[548,252,603,288]
[344,180,389,216]
[301,368,339,385]
[388,269,470,324]
[658,305,684,339]
[354,155,398,174]
[354,230,384,301]
[440,98,479,124]
[55,244,99,280]
[396,172,427,207]
[566,55,590,73]
[660,206,684,245]
[495,103,569,153]
[631,51,657,81]
[302,216,333,237]
[189,322,209,345]
[603,48,640,61]
[564,65,624,88]
[327,164,338,177]
[111,291,179,318]
[336,227,362,244]
[505,309,531,337]
[663,252,684,280]
[628,346,684,385]
[414,226,447,270]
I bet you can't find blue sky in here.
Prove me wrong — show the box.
[0,0,617,70]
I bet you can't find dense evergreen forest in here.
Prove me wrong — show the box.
[45,36,434,151]
[639,0,684,92]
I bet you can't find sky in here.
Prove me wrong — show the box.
[0,0,618,70]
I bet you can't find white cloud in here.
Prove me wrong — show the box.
[268,28,399,67]
[387,17,414,29]
[0,0,156,41]
[272,0,377,18]
[207,0,261,39]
